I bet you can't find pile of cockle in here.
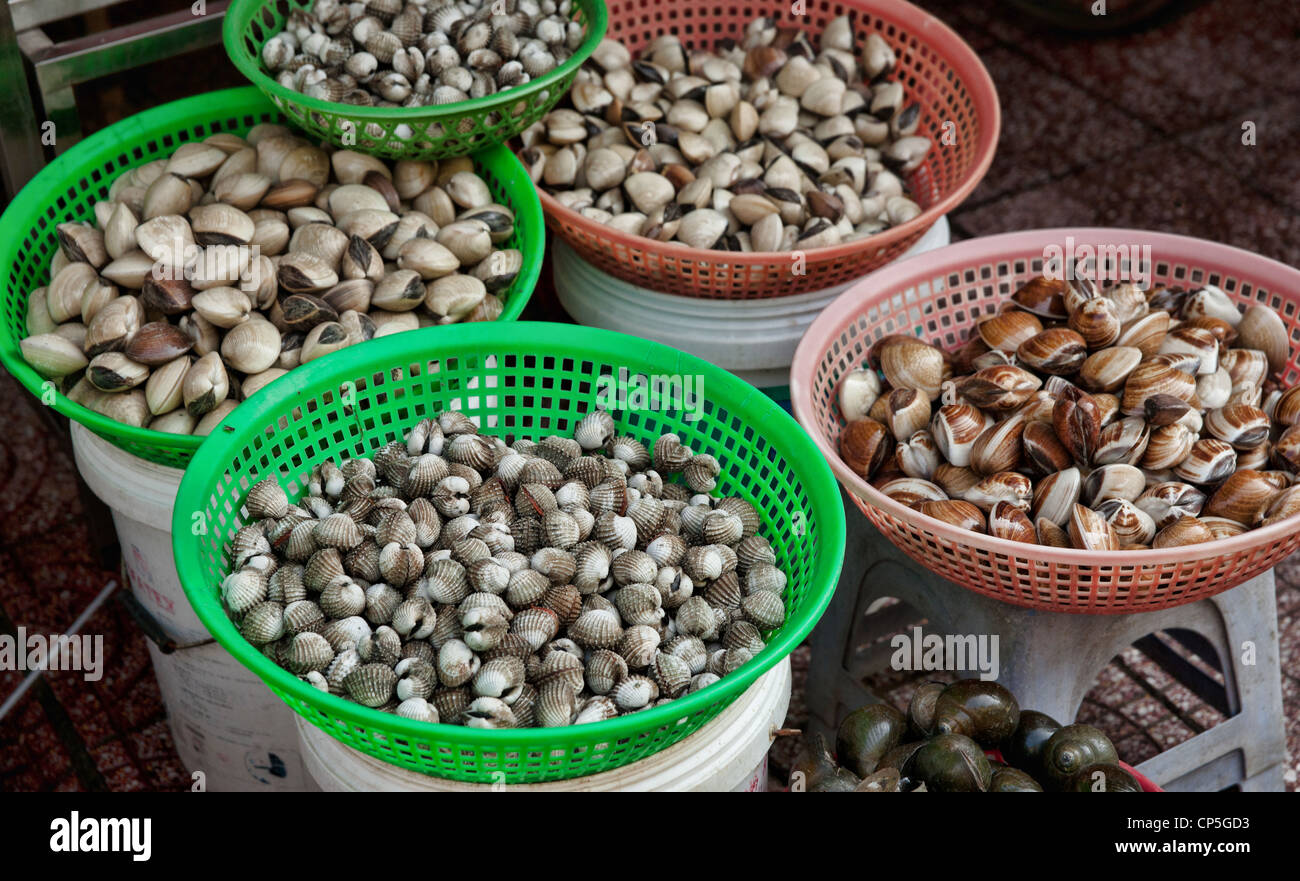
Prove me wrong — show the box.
[20,125,522,436]
[839,277,1300,549]
[260,0,584,108]
[219,410,789,728]
[521,14,929,252]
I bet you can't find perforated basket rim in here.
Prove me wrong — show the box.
[536,0,1001,279]
[171,321,847,751]
[0,86,543,463]
[790,226,1300,567]
[223,0,608,121]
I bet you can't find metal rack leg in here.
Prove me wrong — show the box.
[0,0,46,194]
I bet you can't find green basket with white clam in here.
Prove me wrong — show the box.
[0,86,543,468]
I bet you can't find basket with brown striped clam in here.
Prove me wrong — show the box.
[791,229,1300,613]
[835,277,1300,553]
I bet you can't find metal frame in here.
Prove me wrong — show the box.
[1,0,230,194]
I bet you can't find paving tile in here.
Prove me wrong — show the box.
[1,538,112,636]
[1119,694,1171,728]
[1149,716,1197,750]
[1154,630,1225,683]
[1175,94,1300,214]
[910,0,999,51]
[1190,705,1227,729]
[100,674,166,737]
[1078,700,1140,740]
[97,763,147,792]
[1091,662,1149,707]
[0,375,87,546]
[44,678,117,748]
[952,140,1300,267]
[11,700,75,790]
[53,774,84,793]
[973,0,1287,133]
[1274,577,1300,617]
[1158,681,1202,716]
[1115,732,1161,765]
[1124,650,1175,691]
[955,47,1156,207]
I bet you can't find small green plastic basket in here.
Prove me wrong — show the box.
[224,0,607,159]
[172,322,846,784]
[0,86,542,470]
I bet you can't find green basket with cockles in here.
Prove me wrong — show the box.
[171,322,846,784]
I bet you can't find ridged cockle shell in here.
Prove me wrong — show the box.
[437,639,481,687]
[285,631,335,674]
[464,696,517,728]
[569,608,623,649]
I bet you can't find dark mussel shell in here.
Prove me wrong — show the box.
[1068,762,1142,792]
[1040,723,1119,789]
[931,679,1021,747]
[990,766,1044,792]
[906,680,946,739]
[809,766,862,792]
[1000,709,1063,777]
[836,703,907,778]
[911,733,993,792]
[788,732,841,791]
[855,767,903,792]
[878,740,926,777]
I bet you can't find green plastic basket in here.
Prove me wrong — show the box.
[0,86,543,470]
[172,322,846,784]
[224,0,607,159]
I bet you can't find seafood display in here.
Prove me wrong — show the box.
[521,14,929,252]
[792,678,1141,792]
[218,409,790,728]
[838,277,1300,549]
[5,0,1293,799]
[259,0,585,108]
[19,130,524,436]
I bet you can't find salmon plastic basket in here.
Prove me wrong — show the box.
[791,228,1300,614]
[536,0,1000,299]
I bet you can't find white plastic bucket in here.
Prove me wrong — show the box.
[69,422,312,791]
[299,656,792,791]
[553,217,951,391]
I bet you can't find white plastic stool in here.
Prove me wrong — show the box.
[806,492,1289,792]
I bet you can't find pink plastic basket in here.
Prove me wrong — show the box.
[791,228,1300,614]
[536,0,1000,299]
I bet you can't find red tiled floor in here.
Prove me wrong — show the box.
[957,46,1156,206]
[1175,94,1300,214]
[970,0,1298,134]
[952,140,1300,267]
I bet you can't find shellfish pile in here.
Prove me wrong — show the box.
[795,679,1136,792]
[838,277,1300,549]
[521,14,929,251]
[19,126,522,436]
[218,409,789,729]
[260,0,583,109]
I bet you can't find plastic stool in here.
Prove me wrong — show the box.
[806,493,1288,792]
